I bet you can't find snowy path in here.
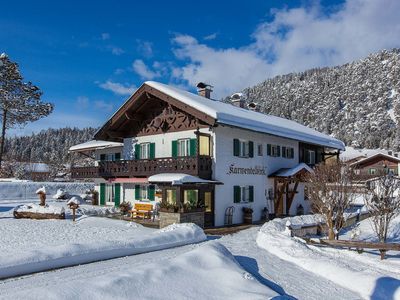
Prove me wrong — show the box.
[218,226,361,300]
[0,226,360,300]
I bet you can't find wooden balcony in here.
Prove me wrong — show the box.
[71,155,213,180]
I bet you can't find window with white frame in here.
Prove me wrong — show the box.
[178,139,190,157]
[241,186,250,203]
[307,150,316,165]
[271,145,279,157]
[239,140,249,157]
[140,185,148,200]
[257,144,263,156]
[140,143,150,159]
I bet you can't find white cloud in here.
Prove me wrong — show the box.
[101,33,110,40]
[136,40,153,57]
[99,81,136,96]
[169,0,400,97]
[133,59,160,80]
[203,33,218,40]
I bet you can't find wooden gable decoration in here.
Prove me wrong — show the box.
[95,83,216,141]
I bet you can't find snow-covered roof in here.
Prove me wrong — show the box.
[69,140,123,152]
[268,163,313,177]
[148,173,222,185]
[341,146,399,161]
[349,152,400,166]
[145,81,345,150]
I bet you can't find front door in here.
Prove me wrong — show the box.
[204,191,214,227]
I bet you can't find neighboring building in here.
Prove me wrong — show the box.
[16,162,50,181]
[348,153,400,180]
[69,81,344,227]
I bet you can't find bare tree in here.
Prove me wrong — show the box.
[306,161,356,240]
[364,173,400,243]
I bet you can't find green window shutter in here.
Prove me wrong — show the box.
[100,154,106,161]
[267,144,271,156]
[135,144,141,160]
[248,141,254,158]
[114,183,121,207]
[282,146,287,158]
[233,139,240,156]
[249,186,254,202]
[189,138,197,157]
[149,143,156,159]
[233,186,241,203]
[115,153,121,161]
[148,185,155,201]
[135,185,141,200]
[277,146,281,157]
[100,183,106,205]
[172,140,178,158]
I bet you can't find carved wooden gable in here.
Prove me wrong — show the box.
[135,101,206,136]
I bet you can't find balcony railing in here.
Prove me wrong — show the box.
[71,155,213,180]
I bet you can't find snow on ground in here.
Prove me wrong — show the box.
[0,201,205,279]
[14,203,65,215]
[257,215,400,299]
[0,181,94,201]
[0,242,281,300]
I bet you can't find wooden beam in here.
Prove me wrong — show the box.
[286,180,299,215]
[124,111,143,121]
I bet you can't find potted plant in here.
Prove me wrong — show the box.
[242,207,253,224]
[119,202,131,216]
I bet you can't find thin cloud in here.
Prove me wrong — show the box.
[99,80,136,96]
[110,46,124,55]
[76,96,89,109]
[101,33,110,40]
[94,100,113,112]
[203,33,218,40]
[136,40,153,57]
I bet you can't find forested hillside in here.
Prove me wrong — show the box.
[3,127,97,165]
[226,49,400,150]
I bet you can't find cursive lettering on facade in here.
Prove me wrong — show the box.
[227,164,266,175]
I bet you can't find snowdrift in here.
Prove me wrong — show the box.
[257,216,400,299]
[13,203,65,219]
[5,242,281,300]
[0,223,206,279]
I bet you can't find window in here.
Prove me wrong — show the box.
[282,147,294,159]
[184,190,198,208]
[389,168,396,175]
[135,142,155,160]
[307,150,316,165]
[199,135,210,156]
[204,192,212,212]
[267,144,281,157]
[354,169,361,175]
[257,144,263,156]
[140,143,150,159]
[166,189,177,205]
[135,185,155,201]
[233,185,254,203]
[233,139,254,158]
[178,139,191,157]
[369,168,377,175]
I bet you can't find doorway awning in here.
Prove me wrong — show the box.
[148,173,222,185]
[268,163,313,178]
[107,177,148,183]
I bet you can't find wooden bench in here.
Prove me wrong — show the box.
[129,203,153,220]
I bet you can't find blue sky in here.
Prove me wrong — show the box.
[2,0,399,135]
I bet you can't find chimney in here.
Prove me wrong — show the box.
[196,82,213,99]
[230,93,245,108]
[248,102,260,112]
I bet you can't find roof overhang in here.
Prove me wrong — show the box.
[350,153,400,168]
[148,173,222,185]
[268,163,313,178]
[69,140,123,153]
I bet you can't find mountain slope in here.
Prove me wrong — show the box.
[228,49,400,150]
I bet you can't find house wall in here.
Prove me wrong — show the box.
[94,147,124,166]
[213,125,310,226]
[122,128,213,159]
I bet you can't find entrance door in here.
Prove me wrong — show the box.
[204,191,214,227]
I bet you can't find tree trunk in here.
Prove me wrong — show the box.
[0,109,7,170]
[326,213,335,240]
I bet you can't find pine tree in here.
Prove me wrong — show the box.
[0,53,53,168]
